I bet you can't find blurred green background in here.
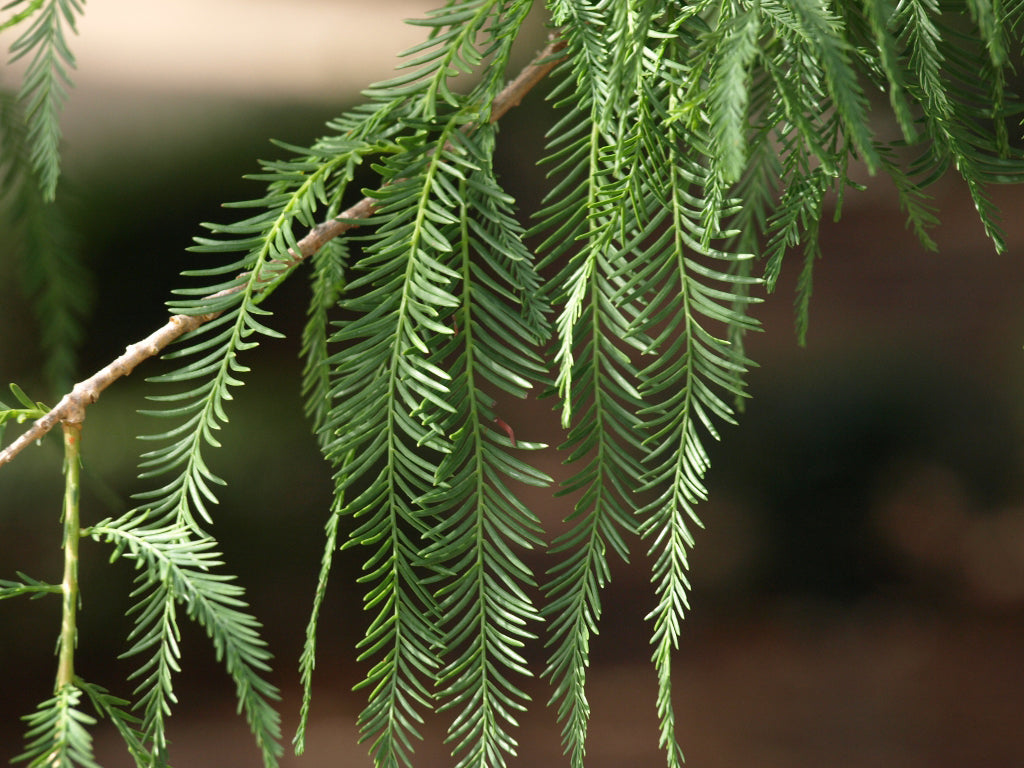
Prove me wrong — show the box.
[3,2,1024,766]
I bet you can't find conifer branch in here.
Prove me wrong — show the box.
[0,35,566,470]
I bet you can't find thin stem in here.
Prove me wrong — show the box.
[56,421,82,690]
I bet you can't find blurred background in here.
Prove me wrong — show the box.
[2,1,1024,766]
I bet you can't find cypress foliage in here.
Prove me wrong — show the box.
[2,1,1023,766]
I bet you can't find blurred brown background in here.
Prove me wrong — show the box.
[2,2,1024,766]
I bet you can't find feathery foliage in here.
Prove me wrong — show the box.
[0,382,47,446]
[1,0,83,199]
[15,684,101,768]
[132,136,370,533]
[293,490,346,755]
[533,8,763,765]
[0,570,59,600]
[2,1,1024,767]
[76,679,151,767]
[0,90,92,395]
[88,515,283,766]
[421,126,550,768]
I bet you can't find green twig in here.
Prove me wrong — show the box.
[56,421,82,690]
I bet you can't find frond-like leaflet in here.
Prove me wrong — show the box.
[300,231,349,447]
[135,138,370,533]
[533,8,758,765]
[420,125,550,768]
[537,136,645,765]
[893,0,1024,252]
[874,142,940,250]
[360,0,530,124]
[531,12,654,763]
[762,167,830,343]
[558,17,761,765]
[712,59,783,372]
[293,486,347,756]
[76,678,151,768]
[0,570,59,599]
[704,4,762,186]
[293,233,351,755]
[304,4,541,764]
[546,0,613,117]
[15,683,100,768]
[761,0,880,172]
[737,4,858,337]
[322,114,475,768]
[626,122,761,768]
[857,0,918,141]
[116,559,179,763]
[0,83,91,395]
[532,44,627,428]
[3,0,84,199]
[89,517,283,767]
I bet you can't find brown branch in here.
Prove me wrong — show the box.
[0,35,567,469]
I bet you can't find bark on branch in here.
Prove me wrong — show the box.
[0,36,567,469]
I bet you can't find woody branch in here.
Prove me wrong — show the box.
[0,36,567,469]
